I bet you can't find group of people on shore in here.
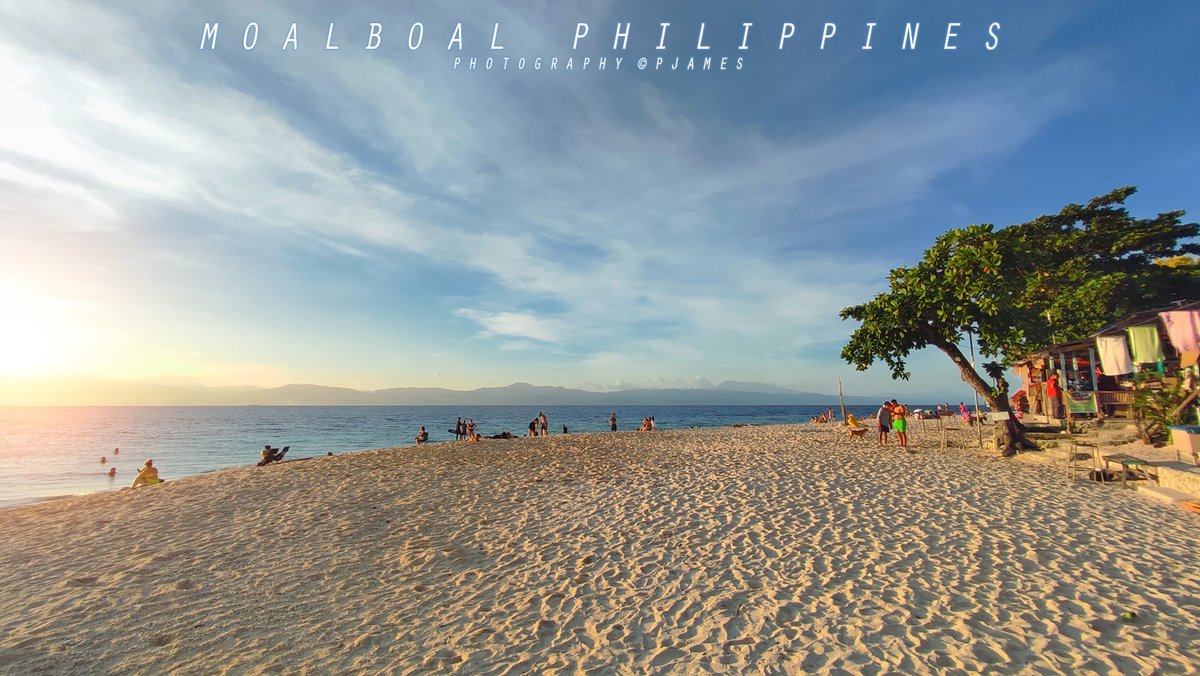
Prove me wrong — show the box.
[875,400,911,450]
[638,416,656,431]
[101,447,165,487]
[934,402,974,421]
[527,411,549,437]
[453,417,478,441]
[810,407,837,423]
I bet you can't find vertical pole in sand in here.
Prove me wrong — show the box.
[969,330,983,449]
[837,378,847,424]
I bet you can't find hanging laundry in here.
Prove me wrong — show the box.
[1096,335,1134,375]
[1126,325,1164,365]
[1160,310,1200,353]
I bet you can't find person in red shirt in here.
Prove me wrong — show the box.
[1045,373,1062,419]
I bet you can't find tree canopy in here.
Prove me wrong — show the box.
[840,187,1200,406]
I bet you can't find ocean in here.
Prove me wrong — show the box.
[0,404,891,509]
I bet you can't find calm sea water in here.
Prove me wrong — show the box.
[0,405,888,509]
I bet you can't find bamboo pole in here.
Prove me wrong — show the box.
[837,378,847,424]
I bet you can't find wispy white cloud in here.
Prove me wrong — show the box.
[0,0,1098,392]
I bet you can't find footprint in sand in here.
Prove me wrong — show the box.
[65,576,99,587]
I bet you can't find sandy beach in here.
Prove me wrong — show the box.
[0,424,1196,673]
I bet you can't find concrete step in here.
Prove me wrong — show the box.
[1136,485,1198,504]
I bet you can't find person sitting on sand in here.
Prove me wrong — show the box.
[130,459,161,488]
[415,426,429,444]
[258,445,289,466]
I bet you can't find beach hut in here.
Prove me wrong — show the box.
[1013,300,1200,421]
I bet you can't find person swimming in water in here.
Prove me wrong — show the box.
[130,459,161,488]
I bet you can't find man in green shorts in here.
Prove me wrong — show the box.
[890,399,909,450]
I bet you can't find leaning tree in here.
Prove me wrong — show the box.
[840,187,1200,455]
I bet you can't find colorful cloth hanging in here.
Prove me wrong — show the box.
[1126,325,1164,365]
[1096,335,1134,375]
[1160,310,1200,353]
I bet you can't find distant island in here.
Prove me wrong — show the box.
[0,377,899,407]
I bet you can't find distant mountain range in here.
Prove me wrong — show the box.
[0,377,885,406]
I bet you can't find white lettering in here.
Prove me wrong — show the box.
[944,22,960,50]
[448,23,463,50]
[862,22,876,50]
[820,23,836,50]
[739,23,752,50]
[613,22,630,50]
[657,23,670,50]
[243,22,259,50]
[573,23,589,49]
[902,22,919,50]
[325,23,339,50]
[490,23,504,49]
[779,23,795,49]
[986,22,1001,50]
[409,23,423,50]
[200,22,219,49]
[366,22,382,49]
[283,23,298,50]
[696,22,710,50]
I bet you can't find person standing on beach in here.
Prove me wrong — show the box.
[455,417,464,440]
[876,402,892,446]
[1045,372,1062,419]
[466,419,476,439]
[891,400,909,450]
[610,412,617,432]
[539,412,548,436]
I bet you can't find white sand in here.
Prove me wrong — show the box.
[0,424,1197,673]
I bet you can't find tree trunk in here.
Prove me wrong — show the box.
[923,329,1039,456]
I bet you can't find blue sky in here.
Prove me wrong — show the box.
[0,1,1197,399]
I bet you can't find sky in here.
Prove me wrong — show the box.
[0,1,1198,400]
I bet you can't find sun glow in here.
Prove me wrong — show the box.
[0,280,84,377]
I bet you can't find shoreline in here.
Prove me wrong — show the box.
[1,424,1196,672]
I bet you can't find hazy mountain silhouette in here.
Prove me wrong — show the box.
[0,377,884,406]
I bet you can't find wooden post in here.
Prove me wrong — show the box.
[837,378,847,424]
[1060,351,1073,434]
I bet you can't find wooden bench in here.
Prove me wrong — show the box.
[1101,453,1153,488]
